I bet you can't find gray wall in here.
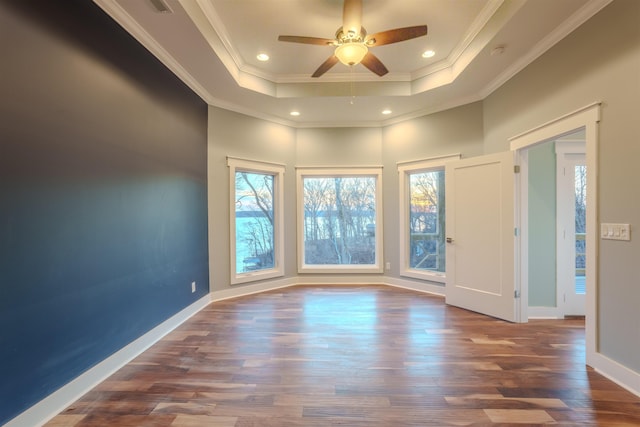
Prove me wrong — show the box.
[207,103,486,289]
[483,0,640,371]
[296,127,383,167]
[207,107,297,290]
[382,102,485,278]
[527,143,557,307]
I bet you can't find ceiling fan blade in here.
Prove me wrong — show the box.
[365,25,428,47]
[278,35,336,46]
[312,55,340,78]
[342,0,362,36]
[360,52,388,76]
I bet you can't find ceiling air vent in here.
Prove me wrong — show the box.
[149,0,173,13]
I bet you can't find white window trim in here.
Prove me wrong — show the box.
[398,154,460,283]
[228,157,285,285]
[296,166,383,274]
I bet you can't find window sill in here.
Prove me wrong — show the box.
[298,264,383,275]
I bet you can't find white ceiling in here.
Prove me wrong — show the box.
[94,0,612,128]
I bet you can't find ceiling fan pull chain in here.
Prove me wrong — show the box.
[350,65,356,105]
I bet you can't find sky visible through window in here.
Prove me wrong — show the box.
[409,169,445,272]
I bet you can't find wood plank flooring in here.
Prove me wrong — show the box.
[46,285,640,426]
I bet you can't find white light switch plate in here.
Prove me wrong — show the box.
[600,223,631,241]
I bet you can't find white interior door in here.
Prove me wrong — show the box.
[445,152,517,322]
[557,148,586,316]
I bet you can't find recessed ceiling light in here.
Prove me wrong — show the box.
[382,109,392,115]
[290,111,300,116]
[256,53,270,61]
[422,50,435,58]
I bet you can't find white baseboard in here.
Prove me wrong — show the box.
[593,352,640,397]
[385,276,445,297]
[295,275,386,285]
[4,295,211,427]
[528,306,562,319]
[210,276,297,302]
[298,275,445,297]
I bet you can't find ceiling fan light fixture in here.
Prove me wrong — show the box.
[335,42,368,66]
[277,1,427,77]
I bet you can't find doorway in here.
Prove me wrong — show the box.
[510,103,599,366]
[523,132,586,318]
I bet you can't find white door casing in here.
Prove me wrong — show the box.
[445,151,517,322]
[509,102,599,367]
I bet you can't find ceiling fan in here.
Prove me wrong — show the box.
[278,0,428,78]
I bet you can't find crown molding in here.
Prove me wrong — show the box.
[480,0,614,99]
[94,0,615,129]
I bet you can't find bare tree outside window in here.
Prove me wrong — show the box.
[302,176,377,265]
[575,165,587,281]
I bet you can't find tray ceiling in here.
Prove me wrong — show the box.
[95,0,612,127]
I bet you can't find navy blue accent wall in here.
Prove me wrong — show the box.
[0,1,209,424]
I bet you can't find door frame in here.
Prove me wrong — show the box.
[509,102,600,366]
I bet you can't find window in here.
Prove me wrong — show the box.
[297,167,383,273]
[398,155,459,282]
[574,164,586,293]
[228,157,284,284]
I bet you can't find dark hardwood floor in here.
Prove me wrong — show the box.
[46,285,640,426]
